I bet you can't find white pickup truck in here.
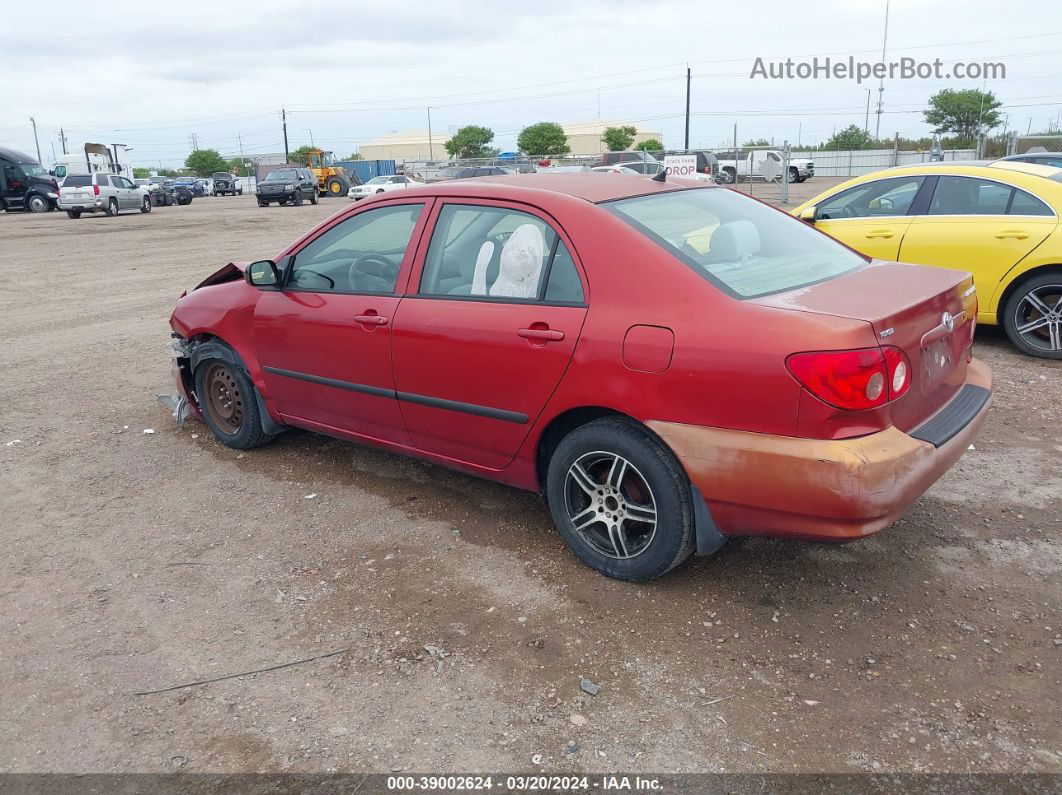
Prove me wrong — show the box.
[715,150,814,184]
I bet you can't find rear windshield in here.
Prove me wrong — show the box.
[62,175,92,187]
[603,187,866,298]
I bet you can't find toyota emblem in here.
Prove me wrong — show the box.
[941,312,955,333]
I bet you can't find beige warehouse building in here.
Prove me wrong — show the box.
[357,120,663,161]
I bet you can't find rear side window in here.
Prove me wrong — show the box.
[1008,188,1054,216]
[929,176,1010,215]
[605,187,865,299]
[62,175,92,187]
[420,204,582,303]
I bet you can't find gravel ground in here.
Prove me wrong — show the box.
[0,183,1058,776]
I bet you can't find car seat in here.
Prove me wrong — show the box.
[703,220,760,263]
[489,224,545,298]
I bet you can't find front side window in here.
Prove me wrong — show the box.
[54,164,67,179]
[605,187,865,299]
[419,204,582,303]
[288,204,423,294]
[816,176,924,219]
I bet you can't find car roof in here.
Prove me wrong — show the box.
[398,173,709,204]
[876,159,1062,182]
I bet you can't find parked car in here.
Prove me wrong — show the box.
[456,166,512,179]
[716,149,814,183]
[172,177,206,197]
[791,160,1062,358]
[255,167,318,207]
[168,175,991,581]
[997,151,1062,169]
[592,162,665,176]
[595,151,659,168]
[0,146,59,212]
[212,172,242,196]
[59,172,151,218]
[348,174,421,200]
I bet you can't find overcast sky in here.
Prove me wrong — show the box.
[2,0,1061,168]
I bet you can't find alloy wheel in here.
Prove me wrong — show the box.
[563,451,657,559]
[1014,283,1062,353]
[203,362,244,434]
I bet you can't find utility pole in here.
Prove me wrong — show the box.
[50,142,56,162]
[59,126,68,155]
[281,108,289,162]
[306,129,314,147]
[864,89,872,135]
[29,117,42,163]
[874,0,890,139]
[427,107,435,160]
[684,66,691,151]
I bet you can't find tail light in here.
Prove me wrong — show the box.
[93,184,100,196]
[787,346,910,411]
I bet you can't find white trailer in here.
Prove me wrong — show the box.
[52,143,134,182]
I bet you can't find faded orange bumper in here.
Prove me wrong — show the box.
[649,359,992,542]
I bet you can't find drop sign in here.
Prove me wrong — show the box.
[663,155,697,177]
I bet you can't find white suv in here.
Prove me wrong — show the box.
[59,172,151,218]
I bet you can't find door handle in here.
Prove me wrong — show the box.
[354,314,388,326]
[865,230,894,238]
[994,231,1029,239]
[518,327,564,342]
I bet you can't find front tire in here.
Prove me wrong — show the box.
[293,190,303,206]
[1002,272,1062,359]
[545,418,696,581]
[26,194,49,213]
[140,196,152,213]
[194,358,273,450]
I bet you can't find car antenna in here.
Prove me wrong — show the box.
[651,169,666,183]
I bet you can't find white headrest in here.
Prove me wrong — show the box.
[707,220,760,261]
[471,241,494,296]
[490,224,545,299]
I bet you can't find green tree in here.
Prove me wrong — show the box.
[345,152,363,160]
[444,125,496,158]
[156,168,177,177]
[132,167,151,178]
[823,124,874,150]
[923,89,1002,143]
[743,138,770,147]
[184,148,229,176]
[517,122,570,157]
[633,138,663,152]
[287,145,316,165]
[601,125,637,151]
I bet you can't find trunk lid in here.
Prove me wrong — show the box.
[754,260,977,431]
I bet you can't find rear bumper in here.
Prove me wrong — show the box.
[649,358,992,542]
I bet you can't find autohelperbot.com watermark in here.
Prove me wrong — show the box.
[750,56,1006,83]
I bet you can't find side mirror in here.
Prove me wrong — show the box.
[798,206,816,224]
[247,260,280,287]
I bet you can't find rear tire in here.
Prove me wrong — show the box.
[104,198,118,217]
[545,418,696,581]
[66,210,81,219]
[194,357,274,450]
[140,196,152,213]
[1002,271,1062,359]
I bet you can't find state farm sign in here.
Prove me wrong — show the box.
[663,155,697,177]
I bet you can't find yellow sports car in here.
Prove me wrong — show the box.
[792,161,1062,358]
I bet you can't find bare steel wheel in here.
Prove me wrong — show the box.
[203,362,245,435]
[564,451,657,559]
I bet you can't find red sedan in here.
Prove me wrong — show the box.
[169,174,992,581]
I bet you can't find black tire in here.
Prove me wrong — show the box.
[26,193,49,213]
[326,176,350,197]
[376,189,385,194]
[140,196,152,214]
[104,198,118,217]
[293,190,303,206]
[66,210,81,219]
[279,198,289,206]
[194,356,274,450]
[545,418,696,581]
[309,191,318,205]
[258,200,269,207]
[788,167,799,184]
[721,167,736,184]
[1002,271,1062,359]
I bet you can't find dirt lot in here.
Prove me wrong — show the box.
[1,180,1059,776]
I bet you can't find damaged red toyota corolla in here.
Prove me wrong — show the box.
[168,174,992,581]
